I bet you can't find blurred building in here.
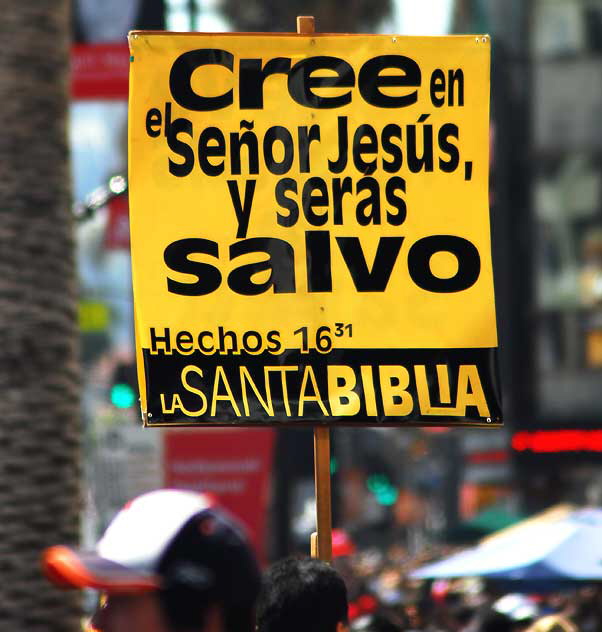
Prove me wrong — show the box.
[454,0,602,514]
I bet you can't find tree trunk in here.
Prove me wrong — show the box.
[0,3,82,630]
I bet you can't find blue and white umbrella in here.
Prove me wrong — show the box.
[411,507,602,581]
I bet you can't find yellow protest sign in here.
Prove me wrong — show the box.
[128,32,501,426]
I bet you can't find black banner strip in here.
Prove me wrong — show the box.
[141,347,502,427]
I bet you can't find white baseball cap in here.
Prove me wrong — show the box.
[42,489,259,601]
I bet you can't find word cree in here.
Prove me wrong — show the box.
[169,49,424,111]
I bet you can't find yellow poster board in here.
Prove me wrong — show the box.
[128,32,501,426]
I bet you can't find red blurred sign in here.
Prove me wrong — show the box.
[104,194,130,250]
[164,428,275,563]
[467,449,508,464]
[513,429,602,453]
[71,43,129,99]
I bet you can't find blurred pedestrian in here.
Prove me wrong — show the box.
[42,489,261,632]
[256,557,350,632]
[332,528,365,602]
[525,614,578,632]
[463,609,513,632]
[351,611,404,632]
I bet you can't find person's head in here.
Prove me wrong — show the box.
[256,557,349,632]
[42,489,260,632]
[479,609,513,632]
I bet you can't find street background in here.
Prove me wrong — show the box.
[2,0,602,630]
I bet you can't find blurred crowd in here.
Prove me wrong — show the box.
[42,491,602,632]
[330,533,602,632]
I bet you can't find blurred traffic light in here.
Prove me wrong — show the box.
[110,383,136,408]
[110,361,138,409]
[366,473,399,506]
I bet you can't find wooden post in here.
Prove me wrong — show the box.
[297,15,315,35]
[296,14,332,565]
[312,426,333,562]
[296,14,332,563]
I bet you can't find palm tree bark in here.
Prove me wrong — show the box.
[0,2,81,630]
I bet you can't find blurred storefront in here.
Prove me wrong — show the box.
[455,0,602,514]
[516,0,602,513]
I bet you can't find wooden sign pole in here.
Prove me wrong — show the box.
[312,426,333,562]
[297,15,333,564]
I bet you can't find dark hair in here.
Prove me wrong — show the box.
[157,509,261,632]
[479,610,513,632]
[257,557,349,632]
